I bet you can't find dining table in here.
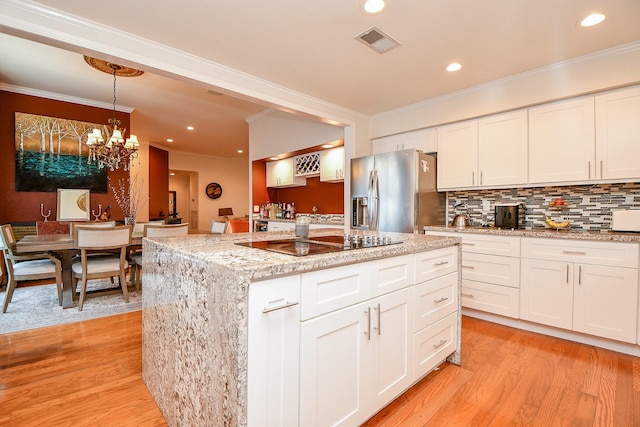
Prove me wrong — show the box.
[16,233,142,309]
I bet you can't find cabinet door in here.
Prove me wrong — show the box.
[248,276,300,427]
[413,312,458,380]
[595,85,640,180]
[415,271,458,331]
[461,252,520,288]
[478,110,528,186]
[461,281,520,319]
[402,128,437,153]
[266,158,306,187]
[320,147,345,182]
[520,258,573,330]
[369,287,414,412]
[300,302,370,427]
[372,134,402,154]
[573,264,638,343]
[436,119,478,189]
[529,96,595,184]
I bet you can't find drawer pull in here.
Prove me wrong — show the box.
[562,250,586,255]
[462,265,475,269]
[434,297,449,303]
[433,339,448,349]
[262,301,299,314]
[434,261,449,266]
[462,242,475,246]
[461,293,474,298]
[364,307,371,340]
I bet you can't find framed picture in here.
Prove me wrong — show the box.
[57,188,90,221]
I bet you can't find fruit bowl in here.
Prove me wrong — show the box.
[545,216,570,229]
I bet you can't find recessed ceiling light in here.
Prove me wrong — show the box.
[362,0,386,14]
[166,138,174,143]
[237,149,244,154]
[321,144,333,149]
[446,62,462,72]
[580,13,605,27]
[169,172,175,176]
[186,126,194,131]
[269,157,279,161]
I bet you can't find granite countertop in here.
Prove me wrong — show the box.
[144,229,460,281]
[254,213,344,226]
[424,225,640,243]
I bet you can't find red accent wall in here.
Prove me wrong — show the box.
[0,91,130,224]
[252,161,269,206]
[148,146,169,218]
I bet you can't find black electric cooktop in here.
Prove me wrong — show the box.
[235,234,401,257]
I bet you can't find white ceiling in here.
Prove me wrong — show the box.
[1,0,639,158]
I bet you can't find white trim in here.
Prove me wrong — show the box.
[0,82,135,113]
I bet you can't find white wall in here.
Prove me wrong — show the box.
[169,150,249,230]
[370,42,640,139]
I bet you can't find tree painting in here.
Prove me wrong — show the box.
[14,112,108,192]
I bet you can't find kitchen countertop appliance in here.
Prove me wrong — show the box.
[612,210,640,232]
[351,149,445,233]
[451,203,472,228]
[235,234,401,256]
[495,202,524,229]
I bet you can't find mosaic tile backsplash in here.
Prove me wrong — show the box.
[447,183,640,231]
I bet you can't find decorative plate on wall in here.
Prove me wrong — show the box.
[206,182,223,199]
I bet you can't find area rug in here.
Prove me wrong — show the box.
[0,280,141,334]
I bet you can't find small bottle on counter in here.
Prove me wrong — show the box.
[290,202,296,218]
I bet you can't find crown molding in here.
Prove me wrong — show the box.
[0,82,135,113]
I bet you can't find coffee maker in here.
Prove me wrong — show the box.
[495,202,525,229]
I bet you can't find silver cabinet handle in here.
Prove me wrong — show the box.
[600,160,603,179]
[433,339,448,349]
[562,250,586,255]
[480,171,483,185]
[434,261,449,266]
[461,293,474,298]
[472,171,475,186]
[566,264,569,283]
[374,303,381,335]
[364,307,371,340]
[262,300,299,314]
[588,161,591,179]
[462,265,475,269]
[434,297,449,303]
[462,242,475,246]
[578,265,582,285]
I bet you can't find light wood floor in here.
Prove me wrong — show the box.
[1,313,638,426]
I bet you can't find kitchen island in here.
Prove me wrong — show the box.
[141,229,461,427]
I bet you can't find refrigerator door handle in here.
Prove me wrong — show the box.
[370,169,380,231]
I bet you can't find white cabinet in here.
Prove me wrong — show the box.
[266,158,306,187]
[477,110,528,187]
[520,238,639,343]
[436,119,478,189]
[372,128,436,154]
[319,147,345,182]
[426,231,521,319]
[529,96,596,184]
[248,275,300,427]
[299,287,414,427]
[267,221,295,231]
[595,85,640,180]
[437,111,527,190]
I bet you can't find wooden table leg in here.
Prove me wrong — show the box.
[60,251,76,309]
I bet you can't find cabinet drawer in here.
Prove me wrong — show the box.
[461,252,520,288]
[461,280,519,318]
[301,264,370,320]
[461,234,521,257]
[371,254,414,298]
[521,238,639,268]
[415,246,458,283]
[414,272,458,332]
[413,312,458,380]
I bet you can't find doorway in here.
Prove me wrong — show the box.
[169,170,199,231]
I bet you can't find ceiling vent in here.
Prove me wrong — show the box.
[355,27,400,53]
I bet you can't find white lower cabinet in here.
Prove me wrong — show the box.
[247,275,301,427]
[520,238,639,344]
[300,287,414,427]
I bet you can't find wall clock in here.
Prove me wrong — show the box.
[206,182,223,199]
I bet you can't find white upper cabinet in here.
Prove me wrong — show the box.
[478,110,528,187]
[595,85,640,181]
[319,147,345,182]
[436,119,478,189]
[528,96,596,184]
[266,158,306,187]
[372,128,436,154]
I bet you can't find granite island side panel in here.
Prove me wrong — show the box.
[141,230,460,427]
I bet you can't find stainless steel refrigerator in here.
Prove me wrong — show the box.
[351,149,445,233]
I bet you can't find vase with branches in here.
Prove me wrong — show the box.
[109,172,147,225]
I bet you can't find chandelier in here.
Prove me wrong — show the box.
[84,56,144,171]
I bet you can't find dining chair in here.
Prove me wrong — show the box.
[210,220,228,234]
[0,224,63,313]
[130,223,189,291]
[71,225,131,311]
